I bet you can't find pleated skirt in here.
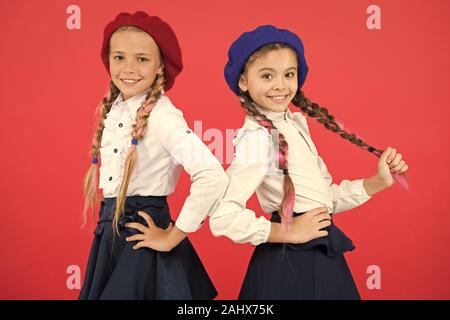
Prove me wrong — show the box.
[239,211,361,300]
[79,196,217,300]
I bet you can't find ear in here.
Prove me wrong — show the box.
[238,75,248,92]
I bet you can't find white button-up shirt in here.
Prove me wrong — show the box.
[99,91,228,233]
[210,107,372,245]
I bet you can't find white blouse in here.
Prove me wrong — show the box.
[210,107,372,245]
[98,91,228,233]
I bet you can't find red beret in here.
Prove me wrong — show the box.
[101,11,183,91]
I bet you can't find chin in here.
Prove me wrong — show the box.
[265,104,288,112]
[275,105,288,112]
[119,86,147,99]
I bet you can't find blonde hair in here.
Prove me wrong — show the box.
[82,26,166,235]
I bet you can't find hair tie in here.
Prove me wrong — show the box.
[91,157,99,165]
[282,168,289,175]
[131,138,139,145]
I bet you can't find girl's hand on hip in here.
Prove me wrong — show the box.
[290,207,331,244]
[125,211,174,252]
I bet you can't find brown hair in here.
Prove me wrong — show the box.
[239,43,382,225]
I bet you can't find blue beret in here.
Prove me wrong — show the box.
[224,25,309,95]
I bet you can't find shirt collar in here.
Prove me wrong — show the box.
[254,105,295,122]
[113,91,149,115]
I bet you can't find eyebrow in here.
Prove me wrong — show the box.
[111,51,151,56]
[258,67,297,72]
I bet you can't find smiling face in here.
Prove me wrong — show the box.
[109,28,163,101]
[239,47,298,113]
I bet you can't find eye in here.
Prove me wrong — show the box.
[138,57,149,63]
[113,55,123,61]
[262,73,272,80]
[285,72,296,78]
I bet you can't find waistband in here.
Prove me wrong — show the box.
[103,195,168,207]
[270,211,355,257]
[95,195,170,237]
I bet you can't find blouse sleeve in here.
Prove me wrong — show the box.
[294,111,372,214]
[317,156,372,214]
[209,127,273,246]
[154,111,229,233]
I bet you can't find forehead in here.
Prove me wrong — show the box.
[251,48,298,71]
[109,30,159,54]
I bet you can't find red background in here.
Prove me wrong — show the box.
[0,0,449,299]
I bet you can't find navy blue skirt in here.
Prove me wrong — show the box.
[78,196,217,300]
[238,211,361,300]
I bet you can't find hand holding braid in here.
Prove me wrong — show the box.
[292,90,409,190]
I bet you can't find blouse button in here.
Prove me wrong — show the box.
[118,123,123,128]
[108,176,113,181]
[113,148,118,153]
[186,130,191,134]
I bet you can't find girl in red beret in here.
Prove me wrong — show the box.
[78,11,227,300]
[210,25,409,299]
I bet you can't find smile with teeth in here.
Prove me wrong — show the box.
[120,78,141,84]
[268,94,289,102]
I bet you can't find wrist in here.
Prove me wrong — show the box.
[375,174,394,188]
[167,225,188,250]
[364,175,392,196]
[268,222,292,243]
[165,234,176,251]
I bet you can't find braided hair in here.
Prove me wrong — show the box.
[239,90,295,229]
[82,26,166,235]
[292,91,382,155]
[239,43,383,230]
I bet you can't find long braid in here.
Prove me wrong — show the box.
[236,41,381,231]
[235,42,407,228]
[241,42,384,157]
[239,90,295,230]
[292,91,383,156]
[292,91,410,189]
[112,73,166,235]
[82,81,121,229]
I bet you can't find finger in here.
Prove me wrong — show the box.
[318,220,332,229]
[399,164,409,173]
[138,211,156,227]
[125,222,148,234]
[316,230,328,238]
[165,222,174,232]
[379,146,392,162]
[133,240,148,250]
[315,213,332,222]
[387,147,397,164]
[391,160,405,173]
[311,207,329,216]
[125,234,146,242]
[389,153,402,168]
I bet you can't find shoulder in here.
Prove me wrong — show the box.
[150,95,187,126]
[233,116,272,147]
[291,111,311,134]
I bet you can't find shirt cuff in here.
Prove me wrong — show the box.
[250,217,271,246]
[175,213,204,233]
[357,178,372,200]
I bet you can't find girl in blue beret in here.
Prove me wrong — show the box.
[210,25,409,299]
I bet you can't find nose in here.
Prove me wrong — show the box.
[122,59,137,74]
[272,76,286,91]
